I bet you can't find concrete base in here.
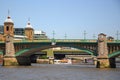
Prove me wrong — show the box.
[96,57,116,68]
[93,58,97,66]
[3,57,19,66]
[96,58,110,68]
[3,56,31,66]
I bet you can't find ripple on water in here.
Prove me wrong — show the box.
[0,64,120,80]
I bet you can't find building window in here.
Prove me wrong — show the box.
[6,26,9,31]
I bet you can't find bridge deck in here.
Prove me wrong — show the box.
[0,39,120,43]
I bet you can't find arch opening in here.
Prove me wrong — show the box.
[15,45,96,57]
[15,45,96,64]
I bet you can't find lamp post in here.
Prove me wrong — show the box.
[116,31,120,42]
[52,30,55,39]
[51,30,56,45]
[83,30,87,40]
[64,33,67,39]
[93,34,96,40]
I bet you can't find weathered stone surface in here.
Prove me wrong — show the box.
[96,58,110,68]
[3,57,18,66]
[97,33,116,68]
[37,59,49,64]
[49,59,54,64]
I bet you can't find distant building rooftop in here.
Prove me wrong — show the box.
[34,30,46,34]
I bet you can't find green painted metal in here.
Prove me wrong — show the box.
[0,39,118,57]
[15,48,30,56]
[15,46,96,57]
[82,50,95,56]
[70,46,97,56]
[47,49,54,57]
[0,39,119,58]
[108,51,120,58]
[0,39,120,43]
[0,51,3,55]
[12,39,98,43]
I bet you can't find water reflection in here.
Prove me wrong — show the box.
[0,64,120,80]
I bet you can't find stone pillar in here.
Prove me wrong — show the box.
[49,57,54,64]
[96,57,110,68]
[96,33,111,68]
[93,57,97,65]
[3,35,18,66]
[47,49,54,64]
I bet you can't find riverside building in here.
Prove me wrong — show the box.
[0,15,48,41]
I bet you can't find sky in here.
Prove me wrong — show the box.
[0,0,120,39]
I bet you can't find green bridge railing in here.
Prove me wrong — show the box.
[21,39,98,43]
[0,39,120,43]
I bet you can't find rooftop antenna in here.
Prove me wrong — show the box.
[28,17,30,25]
[8,9,10,16]
[7,9,10,18]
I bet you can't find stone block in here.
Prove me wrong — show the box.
[3,57,18,66]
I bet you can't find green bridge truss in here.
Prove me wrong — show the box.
[0,39,120,58]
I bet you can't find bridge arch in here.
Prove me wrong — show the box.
[15,45,96,57]
[108,50,120,58]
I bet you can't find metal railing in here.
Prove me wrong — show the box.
[16,39,98,43]
[0,39,120,43]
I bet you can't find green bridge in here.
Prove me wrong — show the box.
[0,34,120,68]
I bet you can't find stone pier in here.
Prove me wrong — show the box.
[3,56,18,66]
[96,33,116,68]
[3,35,19,66]
[96,56,110,68]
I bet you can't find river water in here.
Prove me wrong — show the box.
[0,64,120,80]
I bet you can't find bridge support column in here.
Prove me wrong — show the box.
[96,57,116,68]
[49,58,54,64]
[47,49,54,64]
[96,33,115,68]
[3,35,19,66]
[96,57,110,68]
[93,57,97,65]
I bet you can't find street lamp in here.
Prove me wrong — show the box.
[83,30,87,40]
[93,34,96,40]
[64,33,67,39]
[52,30,55,39]
[116,31,120,42]
[51,30,56,45]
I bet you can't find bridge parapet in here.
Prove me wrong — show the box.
[15,39,98,43]
[0,39,120,43]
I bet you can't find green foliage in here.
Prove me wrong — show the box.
[40,55,48,59]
